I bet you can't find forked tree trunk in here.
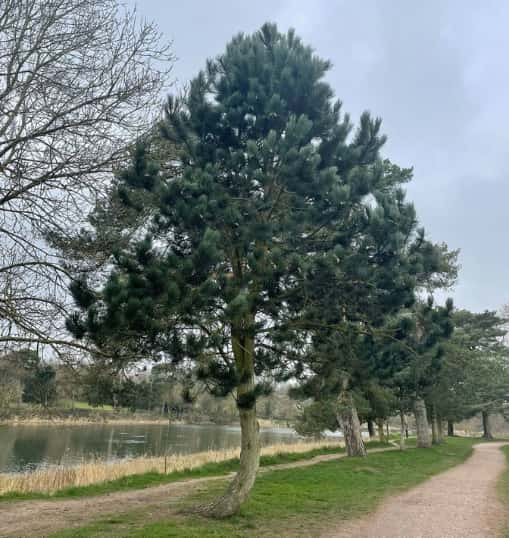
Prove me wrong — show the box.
[447,420,454,437]
[414,397,431,448]
[338,389,366,457]
[201,331,260,518]
[482,410,494,440]
[376,418,385,443]
[367,418,375,439]
[399,409,406,451]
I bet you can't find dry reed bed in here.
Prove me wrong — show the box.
[0,439,343,496]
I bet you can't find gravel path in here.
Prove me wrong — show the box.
[327,442,508,538]
[0,447,396,537]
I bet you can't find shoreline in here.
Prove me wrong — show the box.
[0,438,344,495]
[0,414,290,428]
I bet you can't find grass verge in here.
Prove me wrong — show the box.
[2,441,387,501]
[497,444,509,537]
[51,437,476,538]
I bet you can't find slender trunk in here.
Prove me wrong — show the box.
[338,388,366,457]
[436,413,444,444]
[482,410,494,440]
[202,330,260,517]
[367,418,375,439]
[447,420,454,437]
[431,415,438,445]
[413,397,431,448]
[399,409,406,451]
[376,418,385,443]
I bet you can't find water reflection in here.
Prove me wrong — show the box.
[0,423,298,473]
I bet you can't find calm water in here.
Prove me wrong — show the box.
[0,423,299,473]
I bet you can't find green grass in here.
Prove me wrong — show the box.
[497,444,509,537]
[57,400,115,411]
[3,443,391,502]
[51,437,478,538]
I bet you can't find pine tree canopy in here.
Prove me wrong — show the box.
[67,23,456,406]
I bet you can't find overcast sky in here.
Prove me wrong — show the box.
[132,1,508,313]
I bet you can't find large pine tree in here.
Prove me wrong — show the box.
[67,24,433,515]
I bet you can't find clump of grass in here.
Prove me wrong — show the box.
[0,439,345,496]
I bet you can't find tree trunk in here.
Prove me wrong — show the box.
[436,413,444,444]
[338,389,366,457]
[201,331,260,517]
[431,415,438,445]
[376,418,385,443]
[447,420,454,437]
[413,397,431,448]
[367,418,375,439]
[399,409,406,450]
[430,405,443,445]
[482,410,494,440]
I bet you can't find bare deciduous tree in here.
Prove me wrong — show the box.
[0,0,173,353]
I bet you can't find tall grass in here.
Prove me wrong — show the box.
[0,439,343,496]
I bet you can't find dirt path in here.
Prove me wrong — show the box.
[326,442,508,538]
[0,447,395,537]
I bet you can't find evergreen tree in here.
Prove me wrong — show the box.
[292,161,456,455]
[66,24,452,513]
[433,310,509,438]
[377,297,454,447]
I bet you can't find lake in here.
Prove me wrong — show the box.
[0,423,299,473]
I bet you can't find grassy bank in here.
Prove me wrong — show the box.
[0,403,171,426]
[498,445,509,537]
[1,439,357,499]
[50,437,476,538]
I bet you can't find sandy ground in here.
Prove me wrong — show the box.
[0,447,395,537]
[326,442,508,538]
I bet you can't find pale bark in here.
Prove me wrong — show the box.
[431,405,443,445]
[482,410,494,440]
[201,331,260,517]
[338,390,366,457]
[414,397,431,448]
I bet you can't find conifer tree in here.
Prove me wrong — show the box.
[377,297,454,448]
[433,310,509,438]
[67,24,441,514]
[292,160,457,455]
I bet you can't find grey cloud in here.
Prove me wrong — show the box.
[131,0,508,311]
